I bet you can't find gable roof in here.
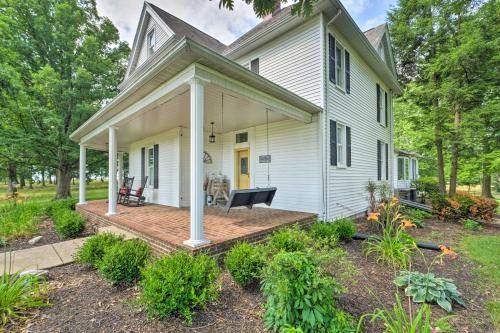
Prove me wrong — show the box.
[364,23,386,48]
[148,2,226,53]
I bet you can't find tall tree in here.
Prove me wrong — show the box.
[0,0,129,198]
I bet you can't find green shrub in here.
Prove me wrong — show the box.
[224,242,264,286]
[310,218,356,243]
[261,251,354,333]
[0,270,50,328]
[0,201,49,239]
[332,218,357,241]
[413,177,440,203]
[309,222,339,245]
[357,293,453,333]
[98,239,151,285]
[267,226,313,253]
[463,219,482,231]
[52,209,86,238]
[46,198,78,216]
[139,251,220,324]
[75,232,124,268]
[394,271,465,312]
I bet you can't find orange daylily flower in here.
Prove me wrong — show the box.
[400,219,416,229]
[367,212,380,222]
[439,245,458,258]
[391,197,399,204]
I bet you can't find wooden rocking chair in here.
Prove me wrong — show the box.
[122,176,148,206]
[117,176,134,204]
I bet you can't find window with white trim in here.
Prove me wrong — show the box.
[335,43,345,89]
[380,87,386,126]
[336,123,346,166]
[147,29,156,57]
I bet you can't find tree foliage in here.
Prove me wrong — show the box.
[0,0,129,198]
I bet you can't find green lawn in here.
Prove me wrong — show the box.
[0,182,108,239]
[460,235,500,329]
[0,181,108,207]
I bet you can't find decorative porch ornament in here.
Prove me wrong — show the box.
[203,151,212,164]
[209,122,216,143]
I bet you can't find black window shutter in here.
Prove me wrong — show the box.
[384,91,388,127]
[330,120,337,166]
[328,34,336,84]
[141,147,145,186]
[346,126,351,167]
[376,84,381,123]
[377,140,381,181]
[385,143,389,180]
[345,50,351,94]
[153,144,159,189]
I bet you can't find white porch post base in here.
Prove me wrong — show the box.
[107,126,118,216]
[184,77,211,247]
[78,144,87,205]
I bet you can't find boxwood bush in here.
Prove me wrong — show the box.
[267,226,313,253]
[46,198,78,216]
[310,219,357,243]
[98,239,151,285]
[52,209,85,238]
[75,232,124,268]
[224,242,264,286]
[139,251,220,324]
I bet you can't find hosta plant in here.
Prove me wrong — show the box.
[394,271,465,312]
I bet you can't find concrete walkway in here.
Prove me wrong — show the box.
[0,226,137,273]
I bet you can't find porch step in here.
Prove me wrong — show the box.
[400,199,433,213]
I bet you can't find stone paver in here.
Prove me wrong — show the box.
[0,244,63,272]
[0,223,150,272]
[51,238,87,264]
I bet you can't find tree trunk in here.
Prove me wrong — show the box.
[20,177,25,189]
[48,172,53,184]
[7,163,17,193]
[448,107,461,196]
[481,169,493,198]
[434,119,446,195]
[41,170,46,187]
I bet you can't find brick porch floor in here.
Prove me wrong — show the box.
[76,200,316,255]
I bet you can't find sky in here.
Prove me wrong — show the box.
[96,0,397,47]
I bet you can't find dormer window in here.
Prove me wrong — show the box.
[147,29,156,57]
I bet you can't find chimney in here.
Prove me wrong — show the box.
[263,1,281,21]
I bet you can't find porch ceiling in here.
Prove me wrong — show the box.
[86,83,289,150]
[70,38,322,146]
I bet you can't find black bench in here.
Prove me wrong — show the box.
[224,187,277,214]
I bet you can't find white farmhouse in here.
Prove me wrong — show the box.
[71,0,401,248]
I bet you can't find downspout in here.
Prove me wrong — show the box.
[321,5,342,220]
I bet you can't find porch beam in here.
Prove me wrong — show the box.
[78,144,87,205]
[184,78,211,248]
[107,126,118,216]
[193,64,314,124]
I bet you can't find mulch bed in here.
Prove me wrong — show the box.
[11,217,498,333]
[339,218,497,332]
[1,218,94,253]
[12,266,266,333]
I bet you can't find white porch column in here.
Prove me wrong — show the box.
[78,144,87,205]
[184,78,210,247]
[117,152,124,187]
[107,126,118,216]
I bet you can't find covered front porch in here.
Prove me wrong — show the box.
[71,39,322,248]
[77,200,316,255]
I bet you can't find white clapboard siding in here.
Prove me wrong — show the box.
[128,127,181,207]
[234,16,323,107]
[136,15,171,68]
[179,128,224,207]
[325,26,393,219]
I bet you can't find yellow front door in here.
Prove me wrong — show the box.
[236,149,250,189]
